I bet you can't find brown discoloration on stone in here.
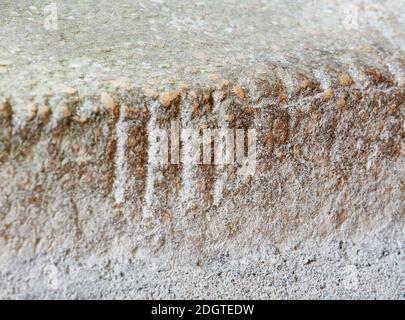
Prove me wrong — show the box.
[339,73,353,86]
[224,114,235,122]
[25,104,37,122]
[160,90,180,108]
[233,85,246,100]
[335,176,347,190]
[38,105,51,123]
[276,83,288,102]
[336,95,347,110]
[300,79,318,92]
[0,99,12,163]
[105,128,118,197]
[191,103,200,116]
[59,106,72,120]
[143,88,159,99]
[351,90,362,102]
[73,116,89,125]
[243,106,258,115]
[264,134,274,150]
[0,59,403,299]
[122,107,149,208]
[300,79,311,89]
[218,91,228,102]
[322,88,334,101]
[203,91,214,107]
[101,92,117,117]
[364,67,395,85]
[335,209,346,229]
[364,68,383,83]
[0,100,12,120]
[272,114,290,144]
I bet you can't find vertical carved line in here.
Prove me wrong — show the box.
[113,104,128,205]
[142,101,159,217]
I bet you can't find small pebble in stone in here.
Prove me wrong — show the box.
[25,103,37,121]
[159,91,180,108]
[300,79,314,89]
[101,92,117,116]
[336,95,347,109]
[339,74,353,86]
[322,89,334,101]
[62,87,77,96]
[224,114,235,122]
[233,85,246,100]
[0,101,12,119]
[143,88,159,99]
[38,105,51,122]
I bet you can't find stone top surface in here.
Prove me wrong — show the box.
[0,0,404,110]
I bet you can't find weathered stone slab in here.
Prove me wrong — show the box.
[0,0,404,299]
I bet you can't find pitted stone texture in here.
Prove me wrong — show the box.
[0,0,404,299]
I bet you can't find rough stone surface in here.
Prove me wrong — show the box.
[0,0,404,299]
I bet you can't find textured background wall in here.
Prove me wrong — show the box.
[0,0,404,299]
